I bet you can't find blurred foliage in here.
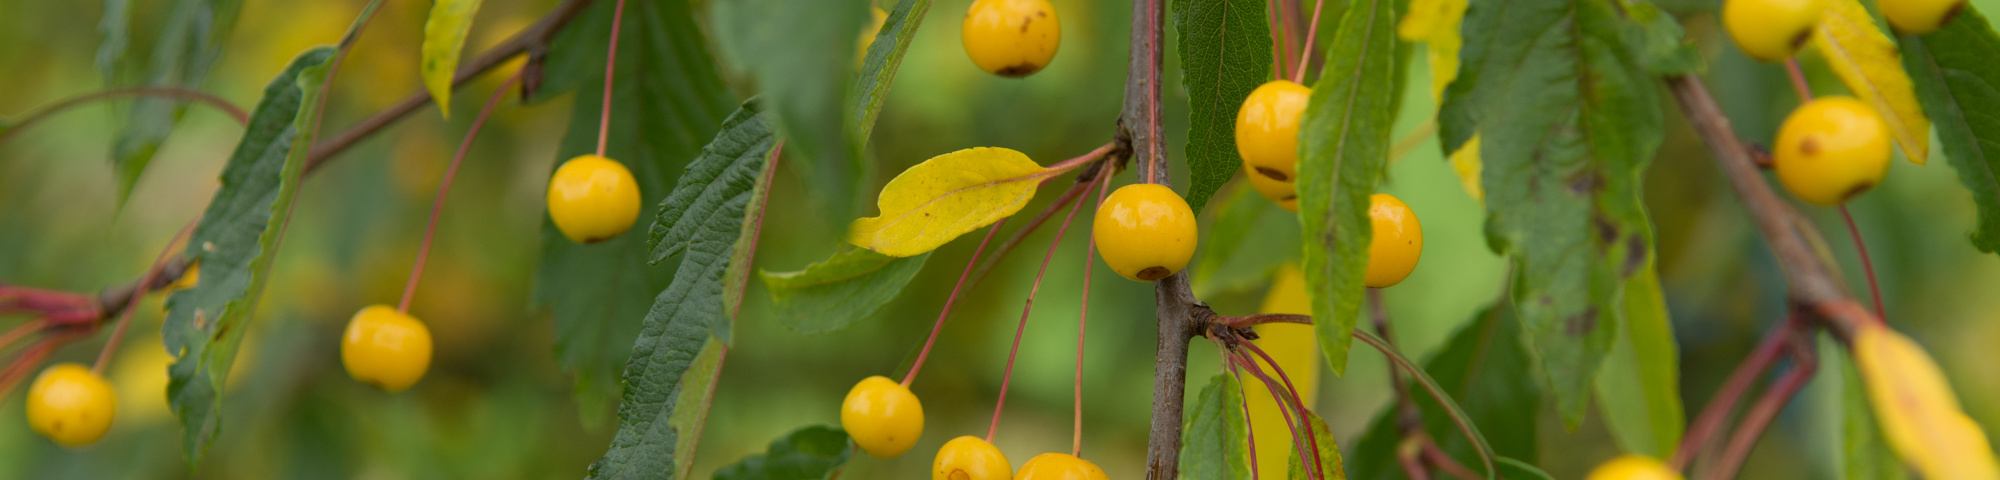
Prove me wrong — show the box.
[1,0,1999,478]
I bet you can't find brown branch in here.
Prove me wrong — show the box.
[1121,0,1168,187]
[0,88,250,148]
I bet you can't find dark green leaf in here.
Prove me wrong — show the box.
[1173,0,1273,214]
[1902,6,2000,255]
[1347,305,1538,480]
[109,0,244,204]
[713,0,869,223]
[712,426,854,480]
[1617,0,1701,75]
[532,0,736,420]
[1437,0,1669,426]
[1297,0,1398,376]
[1181,374,1252,480]
[1496,458,1556,480]
[1596,261,1683,458]
[1285,409,1346,480]
[162,46,334,464]
[96,0,130,84]
[853,0,935,144]
[757,248,929,335]
[1192,183,1301,297]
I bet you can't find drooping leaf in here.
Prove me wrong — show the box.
[1182,374,1253,480]
[651,106,778,269]
[757,248,930,335]
[712,426,854,480]
[1249,265,1319,477]
[1812,0,1932,163]
[532,0,736,421]
[847,147,1053,257]
[108,0,244,204]
[1595,260,1683,458]
[162,46,334,464]
[1173,0,1273,214]
[1901,7,2000,254]
[1438,0,1673,427]
[1192,183,1301,296]
[853,0,935,144]
[1284,410,1347,480]
[1297,0,1399,376]
[1347,305,1536,480]
[1851,324,2000,479]
[712,0,869,223]
[421,0,485,117]
[1821,336,1910,480]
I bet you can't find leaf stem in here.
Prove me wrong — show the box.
[1784,59,1814,105]
[595,0,628,158]
[1073,165,1113,458]
[1293,0,1327,84]
[900,218,1010,387]
[92,221,197,376]
[1838,206,1887,322]
[1231,351,1319,480]
[0,88,249,148]
[1353,328,1498,479]
[1702,336,1818,480]
[987,177,1098,443]
[1239,341,1325,479]
[399,73,521,315]
[1669,312,1799,471]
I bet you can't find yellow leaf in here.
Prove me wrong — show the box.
[1451,133,1484,202]
[421,0,486,118]
[1246,264,1321,477]
[1811,0,1932,164]
[1398,0,1467,101]
[1853,324,2000,480]
[848,147,1050,257]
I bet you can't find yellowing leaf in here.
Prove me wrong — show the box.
[1853,324,2000,480]
[848,147,1049,257]
[1812,0,1932,164]
[421,0,485,117]
[1451,133,1484,202]
[1399,0,1467,101]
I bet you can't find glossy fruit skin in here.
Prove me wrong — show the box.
[1722,0,1826,62]
[1235,80,1314,211]
[1774,96,1892,206]
[842,375,924,458]
[1093,184,1199,282]
[933,435,1012,480]
[1364,194,1423,288]
[962,0,1061,77]
[1014,453,1109,480]
[1584,455,1683,480]
[341,305,433,392]
[26,363,116,447]
[1883,0,1963,34]
[547,154,642,244]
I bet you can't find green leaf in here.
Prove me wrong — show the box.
[1347,305,1537,480]
[852,0,935,144]
[1902,6,2000,255]
[712,426,854,480]
[421,0,485,118]
[713,0,869,223]
[1192,183,1301,297]
[1595,260,1683,458]
[1297,0,1399,376]
[647,103,776,343]
[1181,374,1253,480]
[1825,337,1911,480]
[108,0,244,204]
[96,0,131,84]
[1616,0,1701,75]
[757,248,930,335]
[1173,0,1273,214]
[1437,0,1670,427]
[1285,409,1347,480]
[162,46,335,464]
[1496,458,1556,480]
[532,0,736,421]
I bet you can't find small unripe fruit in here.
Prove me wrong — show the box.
[1774,96,1892,206]
[26,363,116,448]
[1365,194,1423,288]
[842,375,924,459]
[934,435,1012,480]
[547,154,642,244]
[1882,0,1964,34]
[1584,455,1683,480]
[962,0,1061,77]
[341,305,433,392]
[1235,80,1314,211]
[1014,452,1109,480]
[1093,184,1199,282]
[1722,0,1826,62]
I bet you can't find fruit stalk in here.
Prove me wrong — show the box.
[400,73,523,314]
[1703,336,1818,480]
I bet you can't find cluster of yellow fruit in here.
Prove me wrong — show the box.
[840,376,1108,480]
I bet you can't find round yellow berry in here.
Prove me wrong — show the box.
[341,305,433,392]
[547,154,642,244]
[1722,0,1826,62]
[26,363,116,448]
[1093,184,1199,282]
[1235,80,1314,212]
[1365,193,1423,288]
[842,375,924,459]
[1014,453,1109,480]
[1774,96,1892,206]
[934,435,1012,480]
[1883,0,1964,34]
[962,0,1061,77]
[1584,455,1683,480]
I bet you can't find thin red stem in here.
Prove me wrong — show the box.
[1240,341,1323,478]
[0,87,249,148]
[1703,343,1818,480]
[1293,0,1326,84]
[987,180,1096,443]
[1232,352,1320,480]
[1670,313,1798,471]
[1420,442,1482,480]
[400,73,521,314]
[1269,0,1285,80]
[1232,362,1259,480]
[1278,0,1301,80]
[1400,449,1434,480]
[1838,206,1887,322]
[901,217,1010,387]
[1784,59,1814,104]
[596,0,629,157]
[0,319,44,354]
[94,221,197,375]
[734,143,782,318]
[1072,168,1111,457]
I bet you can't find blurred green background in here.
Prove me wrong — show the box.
[1,0,1997,478]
